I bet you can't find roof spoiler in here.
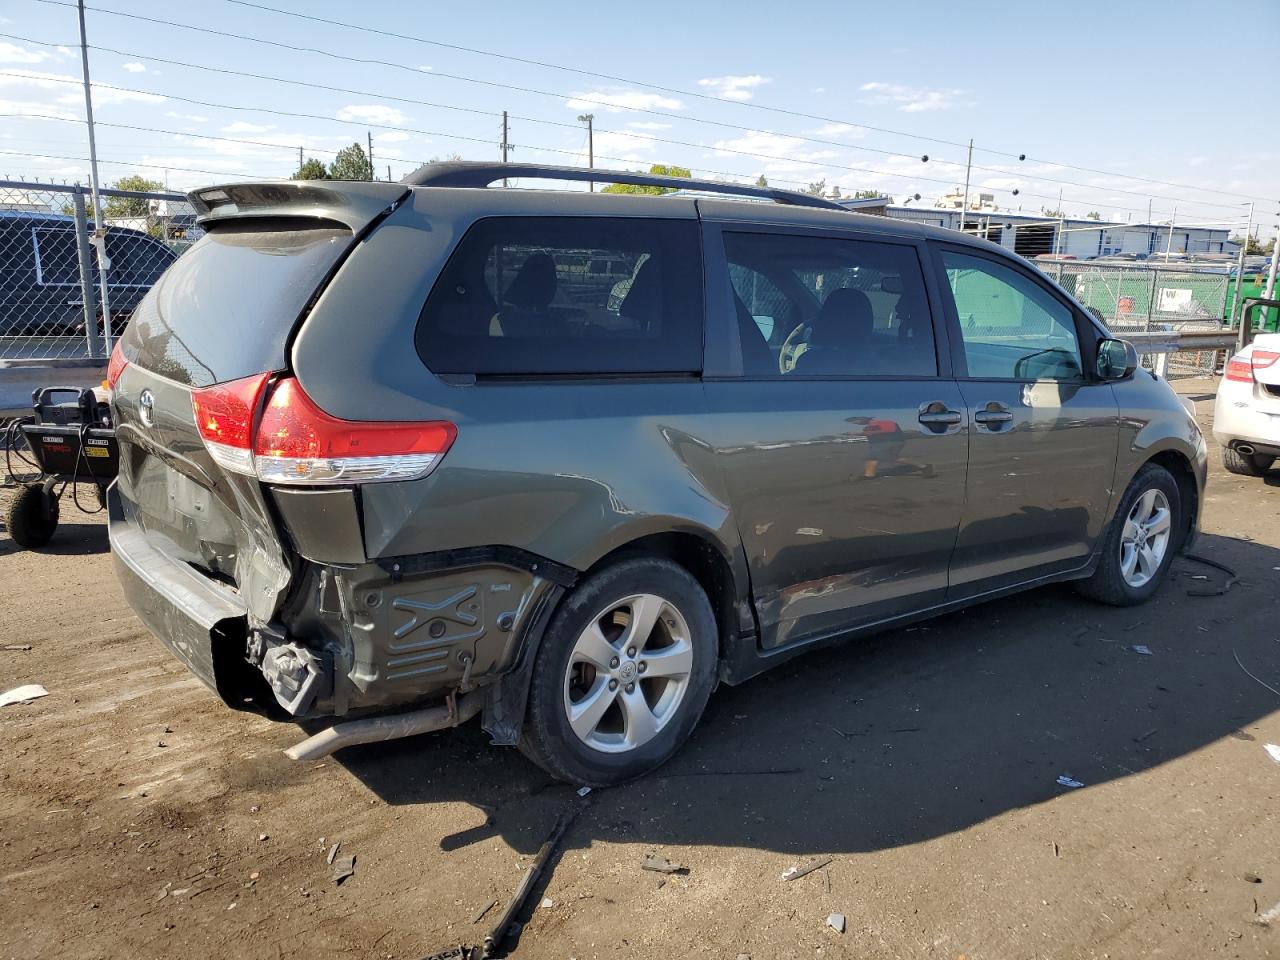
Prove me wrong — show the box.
[400,161,847,212]
[187,181,409,230]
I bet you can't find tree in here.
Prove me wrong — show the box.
[1086,211,1102,220]
[851,189,882,200]
[755,174,768,188]
[292,158,328,180]
[601,163,691,195]
[1042,206,1065,218]
[805,178,827,197]
[104,174,163,218]
[329,142,373,181]
[1231,233,1267,255]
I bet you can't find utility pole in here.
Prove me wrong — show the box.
[578,113,594,191]
[387,164,391,182]
[501,110,509,187]
[958,137,973,234]
[1264,212,1279,301]
[1053,188,1064,256]
[1163,205,1177,262]
[298,146,303,172]
[1231,201,1254,322]
[366,131,374,182]
[77,0,111,355]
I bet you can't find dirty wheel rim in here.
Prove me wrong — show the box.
[1120,488,1172,588]
[562,593,694,754]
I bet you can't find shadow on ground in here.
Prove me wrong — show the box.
[336,532,1280,866]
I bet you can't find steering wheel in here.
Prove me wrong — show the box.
[778,322,811,374]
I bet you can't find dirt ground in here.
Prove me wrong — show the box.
[2,379,1278,960]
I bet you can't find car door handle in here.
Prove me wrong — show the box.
[918,403,963,429]
[974,404,1014,425]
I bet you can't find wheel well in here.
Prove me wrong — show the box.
[587,532,744,663]
[1146,450,1198,548]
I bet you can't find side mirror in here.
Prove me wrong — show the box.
[1096,338,1138,380]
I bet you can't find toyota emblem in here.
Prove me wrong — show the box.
[138,388,155,427]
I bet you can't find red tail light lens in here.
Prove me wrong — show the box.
[1225,354,1255,382]
[1252,349,1280,372]
[105,341,128,390]
[253,377,456,485]
[190,373,271,476]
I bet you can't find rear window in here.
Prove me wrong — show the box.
[416,217,702,376]
[121,222,349,387]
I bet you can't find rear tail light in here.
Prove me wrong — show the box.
[1224,348,1280,383]
[190,374,455,485]
[105,341,128,390]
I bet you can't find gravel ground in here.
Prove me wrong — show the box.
[1,380,1277,960]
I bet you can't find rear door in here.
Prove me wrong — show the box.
[112,182,405,622]
[701,222,968,649]
[932,243,1119,596]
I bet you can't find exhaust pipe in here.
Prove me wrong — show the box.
[284,691,482,762]
[1236,442,1256,456]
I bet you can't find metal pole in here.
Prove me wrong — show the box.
[298,146,303,172]
[577,113,595,191]
[386,164,391,182]
[1231,201,1253,322]
[1264,216,1279,301]
[1163,205,1177,262]
[77,0,112,355]
[71,185,101,360]
[501,110,508,188]
[366,131,373,181]
[1053,189,1064,255]
[958,138,972,233]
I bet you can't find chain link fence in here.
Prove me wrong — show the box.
[0,180,199,363]
[1039,260,1232,380]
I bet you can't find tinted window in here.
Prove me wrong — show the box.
[722,232,936,377]
[942,250,1082,380]
[33,228,81,286]
[417,217,702,376]
[104,233,175,287]
[121,222,349,387]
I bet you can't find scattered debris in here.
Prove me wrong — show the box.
[326,841,341,865]
[1184,554,1239,597]
[332,855,355,885]
[1134,728,1158,743]
[826,913,847,934]
[249,872,260,881]
[1056,775,1084,789]
[2,644,33,651]
[0,684,47,707]
[641,854,688,875]
[1131,645,1153,656]
[1052,842,1060,858]
[1264,744,1280,766]
[539,897,553,909]
[1243,874,1263,884]
[470,898,498,925]
[576,786,592,797]
[1234,649,1280,700]
[249,804,260,813]
[781,856,833,882]
[257,833,269,842]
[1231,730,1257,742]
[1256,900,1280,927]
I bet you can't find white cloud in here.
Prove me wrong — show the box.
[165,110,208,123]
[698,75,770,102]
[61,85,164,106]
[336,103,407,126]
[121,62,147,73]
[0,97,78,121]
[221,121,275,134]
[711,131,832,165]
[0,42,51,65]
[55,46,73,58]
[627,121,671,131]
[376,131,411,143]
[808,122,864,139]
[859,81,965,113]
[588,129,658,165]
[565,89,682,114]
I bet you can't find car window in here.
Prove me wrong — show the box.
[104,234,175,287]
[32,227,82,286]
[942,249,1082,380]
[721,231,937,378]
[417,217,702,376]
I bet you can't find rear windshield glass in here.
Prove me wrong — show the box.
[120,222,348,387]
[416,217,702,376]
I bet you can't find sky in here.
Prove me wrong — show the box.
[1,0,1276,237]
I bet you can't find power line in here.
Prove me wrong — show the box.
[35,0,1271,206]
[10,7,1267,213]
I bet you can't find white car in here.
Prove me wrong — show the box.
[1213,332,1280,476]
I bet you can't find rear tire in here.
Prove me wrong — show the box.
[1221,445,1274,477]
[5,482,58,548]
[519,557,717,786]
[1075,463,1180,607]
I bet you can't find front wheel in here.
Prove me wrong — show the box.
[1075,463,1180,606]
[519,557,718,786]
[5,482,59,549]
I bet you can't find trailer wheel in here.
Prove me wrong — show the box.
[5,482,59,548]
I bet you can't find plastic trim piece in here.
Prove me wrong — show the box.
[374,545,579,588]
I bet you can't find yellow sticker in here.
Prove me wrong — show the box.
[85,446,109,458]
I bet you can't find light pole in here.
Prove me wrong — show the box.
[77,0,110,356]
[1231,201,1254,322]
[577,113,594,191]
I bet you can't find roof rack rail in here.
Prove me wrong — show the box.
[400,161,846,211]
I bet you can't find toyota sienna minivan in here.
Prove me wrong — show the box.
[107,163,1206,785]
